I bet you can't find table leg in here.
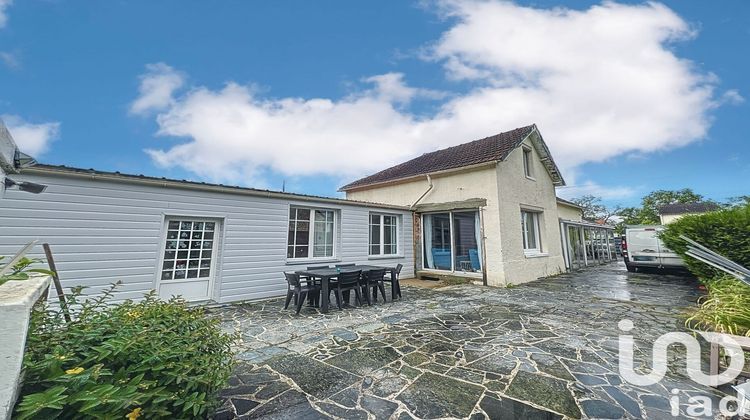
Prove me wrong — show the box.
[321,276,329,313]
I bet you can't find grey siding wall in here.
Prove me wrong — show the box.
[0,172,414,303]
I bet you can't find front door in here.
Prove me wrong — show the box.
[158,218,219,301]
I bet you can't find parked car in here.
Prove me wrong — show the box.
[622,225,686,272]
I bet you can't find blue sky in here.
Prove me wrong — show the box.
[0,0,747,207]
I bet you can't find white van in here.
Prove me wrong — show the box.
[622,225,686,272]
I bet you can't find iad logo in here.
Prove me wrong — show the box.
[618,319,745,387]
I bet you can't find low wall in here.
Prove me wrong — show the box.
[0,276,51,420]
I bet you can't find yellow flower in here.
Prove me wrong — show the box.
[65,367,84,375]
[126,407,142,420]
[55,355,66,361]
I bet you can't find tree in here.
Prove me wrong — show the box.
[618,188,705,228]
[569,195,621,224]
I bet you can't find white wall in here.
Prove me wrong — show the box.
[557,202,583,221]
[347,165,505,284]
[0,171,413,303]
[495,136,566,285]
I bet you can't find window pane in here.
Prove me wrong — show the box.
[295,222,310,245]
[297,208,310,220]
[453,211,481,271]
[370,222,380,254]
[384,244,393,255]
[370,244,380,255]
[526,213,537,249]
[423,213,452,270]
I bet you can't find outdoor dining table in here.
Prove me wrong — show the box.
[294,264,398,313]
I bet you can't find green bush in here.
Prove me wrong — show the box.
[687,276,750,337]
[15,285,237,419]
[660,204,750,281]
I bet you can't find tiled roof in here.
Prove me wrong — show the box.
[658,202,720,215]
[340,125,536,191]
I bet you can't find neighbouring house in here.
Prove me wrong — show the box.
[0,161,414,303]
[341,124,616,286]
[658,202,720,225]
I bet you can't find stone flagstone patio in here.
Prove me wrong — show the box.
[210,263,731,419]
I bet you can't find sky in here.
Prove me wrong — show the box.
[0,0,747,208]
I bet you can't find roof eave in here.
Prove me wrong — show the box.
[339,160,499,192]
[527,125,565,186]
[21,165,412,211]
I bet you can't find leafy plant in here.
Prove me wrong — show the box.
[660,204,750,281]
[687,276,750,337]
[0,256,55,286]
[15,284,237,419]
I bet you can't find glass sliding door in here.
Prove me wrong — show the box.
[423,213,452,270]
[453,211,482,272]
[423,210,482,273]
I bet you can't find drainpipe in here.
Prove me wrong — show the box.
[410,175,433,280]
[410,175,433,210]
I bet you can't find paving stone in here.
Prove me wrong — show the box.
[580,399,626,419]
[531,353,574,381]
[603,386,642,418]
[361,395,398,419]
[229,398,259,415]
[469,352,517,375]
[329,387,359,408]
[573,373,607,386]
[326,347,401,376]
[317,402,369,420]
[479,395,562,420]
[254,381,290,400]
[248,389,327,419]
[641,394,671,411]
[505,370,581,418]
[265,354,358,399]
[396,372,484,419]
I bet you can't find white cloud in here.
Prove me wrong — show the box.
[0,51,20,69]
[129,63,185,115]
[2,114,60,156]
[0,0,11,28]
[557,180,636,201]
[137,1,721,188]
[720,89,744,105]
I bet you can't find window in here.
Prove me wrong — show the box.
[161,220,216,281]
[369,213,399,256]
[521,210,542,253]
[288,207,335,259]
[522,147,534,178]
[422,211,482,272]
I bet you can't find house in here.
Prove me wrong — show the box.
[0,161,414,303]
[658,202,719,224]
[341,124,616,285]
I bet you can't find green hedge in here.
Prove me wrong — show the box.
[660,204,750,281]
[15,286,237,419]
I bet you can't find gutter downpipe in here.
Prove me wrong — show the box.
[410,175,433,280]
[410,175,433,210]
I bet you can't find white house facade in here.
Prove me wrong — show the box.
[0,165,414,303]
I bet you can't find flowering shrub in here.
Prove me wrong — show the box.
[14,285,236,419]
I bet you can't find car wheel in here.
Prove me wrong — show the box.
[625,264,636,273]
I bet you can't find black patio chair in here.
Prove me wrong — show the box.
[303,265,330,305]
[383,263,403,299]
[284,272,320,315]
[332,270,362,310]
[362,268,387,305]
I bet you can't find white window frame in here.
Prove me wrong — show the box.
[369,212,400,257]
[420,209,483,276]
[522,146,535,180]
[521,210,543,256]
[287,206,337,261]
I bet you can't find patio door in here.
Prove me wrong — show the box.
[423,210,482,273]
[158,218,219,301]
